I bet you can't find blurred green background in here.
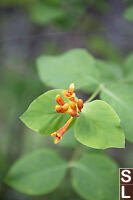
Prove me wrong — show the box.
[0,0,133,199]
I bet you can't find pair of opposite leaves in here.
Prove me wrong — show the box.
[20,83,125,149]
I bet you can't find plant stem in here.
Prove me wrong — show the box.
[88,86,101,102]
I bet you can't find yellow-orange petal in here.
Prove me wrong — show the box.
[63,103,69,111]
[62,90,68,97]
[69,93,75,99]
[54,137,60,144]
[62,90,75,99]
[51,132,56,136]
[69,83,74,93]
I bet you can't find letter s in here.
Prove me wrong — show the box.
[121,170,131,183]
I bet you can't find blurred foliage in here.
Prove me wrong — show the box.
[27,0,109,29]
[88,36,123,64]
[29,3,65,25]
[123,5,133,21]
[0,0,35,6]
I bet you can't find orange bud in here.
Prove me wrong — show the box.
[69,101,77,111]
[68,108,79,117]
[55,105,64,113]
[55,94,65,106]
[69,97,76,102]
[77,99,83,112]
[63,103,69,111]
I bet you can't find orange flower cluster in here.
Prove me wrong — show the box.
[51,83,83,144]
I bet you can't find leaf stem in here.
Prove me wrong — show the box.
[88,85,102,102]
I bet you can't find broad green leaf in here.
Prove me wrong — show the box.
[20,89,75,136]
[96,59,123,83]
[124,53,133,81]
[5,149,67,195]
[37,48,99,91]
[74,100,125,149]
[124,5,133,21]
[29,3,65,25]
[37,48,124,93]
[101,83,133,142]
[71,151,119,200]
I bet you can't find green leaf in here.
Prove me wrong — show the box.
[96,60,123,83]
[37,48,99,91]
[124,5,133,21]
[74,100,125,149]
[20,89,75,136]
[5,149,67,195]
[101,83,133,142]
[71,151,119,200]
[29,3,65,25]
[37,48,124,93]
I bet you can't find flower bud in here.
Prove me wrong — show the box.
[55,105,64,113]
[77,99,83,112]
[55,94,65,106]
[63,103,69,111]
[68,108,79,117]
[69,97,76,102]
[69,83,74,93]
[69,101,77,111]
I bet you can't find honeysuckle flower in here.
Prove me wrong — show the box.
[51,117,73,144]
[62,83,75,100]
[51,83,84,144]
